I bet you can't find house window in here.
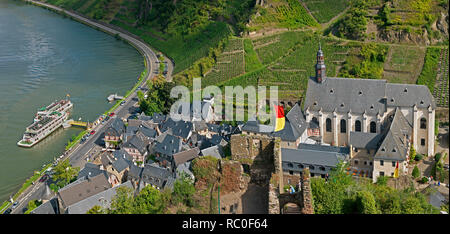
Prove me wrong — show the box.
[289,171,293,175]
[391,172,394,177]
[287,163,293,168]
[354,160,358,165]
[340,119,346,133]
[392,161,396,167]
[421,138,426,146]
[320,166,326,171]
[309,165,315,170]
[420,118,427,129]
[326,118,332,132]
[370,162,373,166]
[355,120,361,132]
[370,121,376,133]
[380,171,385,176]
[298,164,304,169]
[380,160,384,166]
[364,161,367,165]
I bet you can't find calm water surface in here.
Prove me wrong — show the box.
[0,0,144,202]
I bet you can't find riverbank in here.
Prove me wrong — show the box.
[0,0,171,213]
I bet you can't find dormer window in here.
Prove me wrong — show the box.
[420,100,424,105]
[381,147,385,152]
[390,98,394,102]
[370,105,374,110]
[392,148,397,153]
[358,91,363,96]
[313,101,318,106]
[340,103,345,108]
[404,88,408,93]
[329,89,334,94]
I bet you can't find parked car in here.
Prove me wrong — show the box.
[109,112,115,117]
[11,201,19,209]
[3,208,12,214]
[90,130,96,135]
[120,101,126,106]
[39,174,49,183]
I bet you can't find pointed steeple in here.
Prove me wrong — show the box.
[315,42,326,83]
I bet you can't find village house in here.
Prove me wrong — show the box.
[103,118,126,149]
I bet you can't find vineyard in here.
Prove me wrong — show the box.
[202,39,245,87]
[302,0,350,24]
[249,0,318,30]
[433,48,449,107]
[383,46,426,84]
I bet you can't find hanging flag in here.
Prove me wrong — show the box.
[274,105,285,132]
[394,161,399,178]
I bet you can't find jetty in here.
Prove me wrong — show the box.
[107,93,124,102]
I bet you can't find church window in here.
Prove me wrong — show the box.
[326,118,332,132]
[420,118,427,129]
[355,120,361,132]
[340,119,346,133]
[370,121,376,133]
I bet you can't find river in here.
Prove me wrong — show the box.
[0,0,144,202]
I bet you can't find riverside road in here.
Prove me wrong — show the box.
[6,0,174,214]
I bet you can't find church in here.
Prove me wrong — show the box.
[303,45,436,181]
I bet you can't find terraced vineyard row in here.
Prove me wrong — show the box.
[203,39,245,87]
[434,48,449,108]
[302,0,350,24]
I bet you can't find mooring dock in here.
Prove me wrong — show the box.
[107,93,124,102]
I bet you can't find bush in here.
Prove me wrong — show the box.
[376,175,388,186]
[435,153,442,162]
[421,177,429,184]
[412,166,420,179]
[415,154,423,161]
[409,146,416,162]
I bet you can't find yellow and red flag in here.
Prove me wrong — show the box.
[394,161,399,178]
[274,105,285,132]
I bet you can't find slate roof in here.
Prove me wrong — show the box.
[160,118,193,139]
[241,119,273,134]
[138,126,157,139]
[374,108,412,161]
[105,118,125,137]
[207,123,221,133]
[58,173,111,209]
[122,134,148,155]
[112,157,130,173]
[141,164,173,188]
[113,149,134,163]
[128,164,143,180]
[304,77,435,115]
[349,132,383,149]
[78,163,108,180]
[153,134,182,156]
[128,119,144,127]
[298,143,350,155]
[201,145,224,160]
[193,120,208,132]
[66,181,133,214]
[173,147,200,167]
[282,148,348,167]
[30,197,59,214]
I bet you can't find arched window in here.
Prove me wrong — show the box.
[355,120,361,132]
[370,121,376,133]
[420,118,427,129]
[326,118,332,132]
[312,117,319,126]
[340,119,346,133]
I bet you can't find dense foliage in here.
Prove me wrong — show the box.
[138,76,176,116]
[417,47,441,93]
[311,162,439,214]
[52,159,80,189]
[339,43,388,79]
[336,0,369,40]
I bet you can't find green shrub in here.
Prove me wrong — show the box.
[435,153,442,162]
[412,166,420,179]
[376,175,388,186]
[421,176,429,184]
[415,154,423,161]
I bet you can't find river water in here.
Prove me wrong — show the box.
[0,0,144,202]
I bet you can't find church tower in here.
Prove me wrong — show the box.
[315,43,326,83]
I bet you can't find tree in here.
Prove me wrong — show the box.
[412,166,420,179]
[132,185,165,214]
[52,159,79,188]
[108,186,135,214]
[172,173,196,207]
[409,146,416,162]
[355,191,379,214]
[24,200,42,214]
[86,205,104,214]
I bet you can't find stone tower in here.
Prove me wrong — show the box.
[315,43,326,83]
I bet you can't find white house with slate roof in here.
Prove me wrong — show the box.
[303,45,436,181]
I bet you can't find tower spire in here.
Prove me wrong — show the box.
[315,42,326,83]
